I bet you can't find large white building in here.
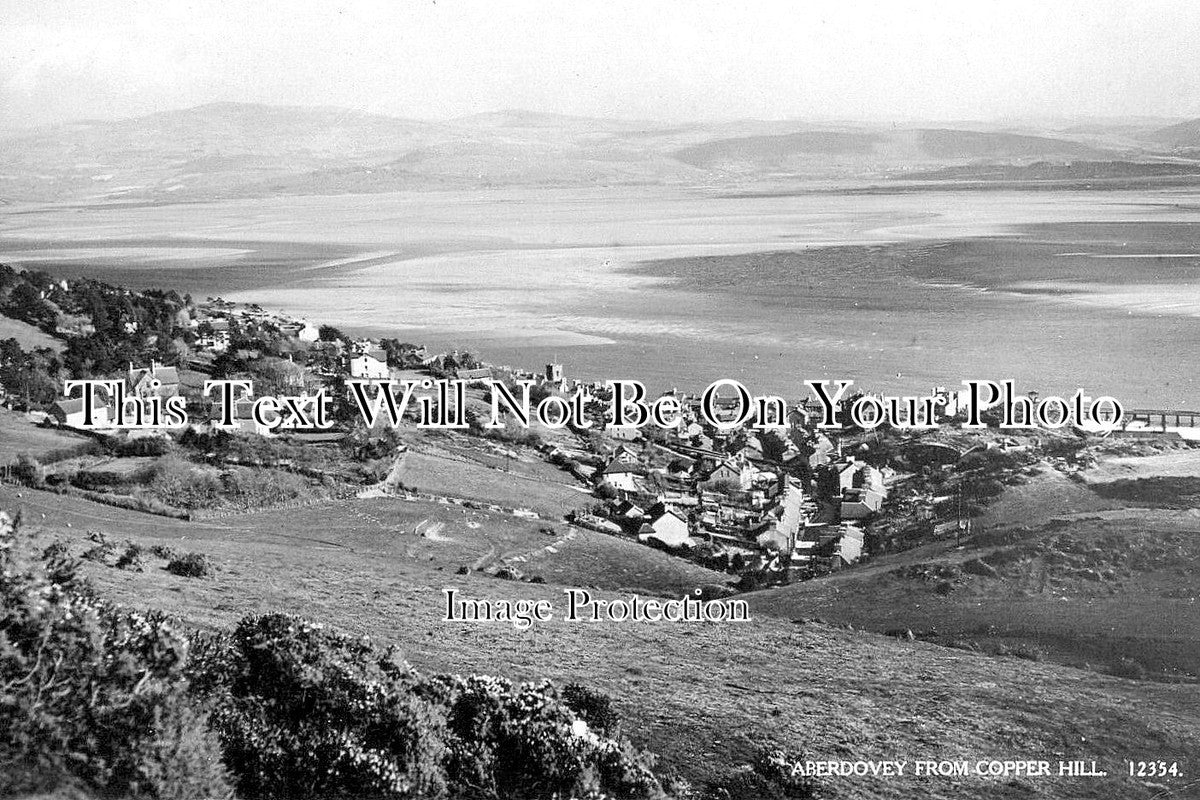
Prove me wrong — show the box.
[349,349,389,380]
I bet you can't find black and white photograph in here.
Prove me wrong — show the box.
[0,2,1198,798]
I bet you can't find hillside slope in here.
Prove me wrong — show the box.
[1149,117,1200,149]
[748,445,1200,681]
[1,482,1196,799]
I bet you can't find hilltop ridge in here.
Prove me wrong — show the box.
[3,102,1199,203]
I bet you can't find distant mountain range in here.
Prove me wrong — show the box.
[1,102,1198,203]
[1147,117,1200,150]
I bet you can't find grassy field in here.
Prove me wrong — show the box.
[1077,448,1200,508]
[1,482,1198,799]
[974,465,1125,529]
[513,529,732,596]
[397,448,591,518]
[0,408,92,464]
[0,313,62,351]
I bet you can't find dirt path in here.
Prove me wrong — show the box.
[496,526,579,569]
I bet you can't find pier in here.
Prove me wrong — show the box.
[1120,408,1200,432]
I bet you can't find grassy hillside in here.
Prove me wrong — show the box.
[750,508,1200,677]
[672,131,881,170]
[915,128,1108,160]
[0,314,63,351]
[749,442,1200,681]
[1149,117,1200,149]
[0,408,93,463]
[2,481,1197,798]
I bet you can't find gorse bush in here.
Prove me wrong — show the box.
[432,673,660,800]
[11,453,45,488]
[0,511,231,798]
[192,614,666,800]
[191,615,448,799]
[147,458,223,510]
[220,466,313,508]
[166,551,214,578]
[700,747,816,800]
[562,681,621,737]
[115,540,146,571]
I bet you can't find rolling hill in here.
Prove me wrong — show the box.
[0,102,1182,203]
[672,130,882,170]
[1148,117,1200,149]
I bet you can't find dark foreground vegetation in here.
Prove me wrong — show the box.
[0,510,813,800]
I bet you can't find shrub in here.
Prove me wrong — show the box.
[81,540,117,564]
[147,458,223,510]
[198,615,448,799]
[1,511,671,800]
[115,541,145,571]
[562,683,621,737]
[702,747,816,800]
[167,552,214,578]
[594,483,619,500]
[0,510,231,798]
[193,613,665,800]
[1112,657,1147,680]
[220,467,311,509]
[435,673,660,800]
[150,543,179,560]
[12,453,45,488]
[1011,645,1044,662]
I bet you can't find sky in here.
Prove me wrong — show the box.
[2,0,1199,129]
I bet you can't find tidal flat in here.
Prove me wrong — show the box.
[2,185,1199,406]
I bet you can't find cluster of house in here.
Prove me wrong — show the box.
[569,394,891,578]
[193,299,321,352]
[50,360,182,428]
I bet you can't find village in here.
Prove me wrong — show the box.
[0,265,1081,590]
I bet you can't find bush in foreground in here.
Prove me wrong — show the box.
[0,511,231,798]
[700,748,816,800]
[190,614,665,799]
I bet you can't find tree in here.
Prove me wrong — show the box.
[0,341,63,408]
[594,483,618,500]
[248,357,314,396]
[318,325,347,343]
[6,282,55,331]
[758,431,790,463]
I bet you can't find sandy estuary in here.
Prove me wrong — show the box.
[3,184,1200,407]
